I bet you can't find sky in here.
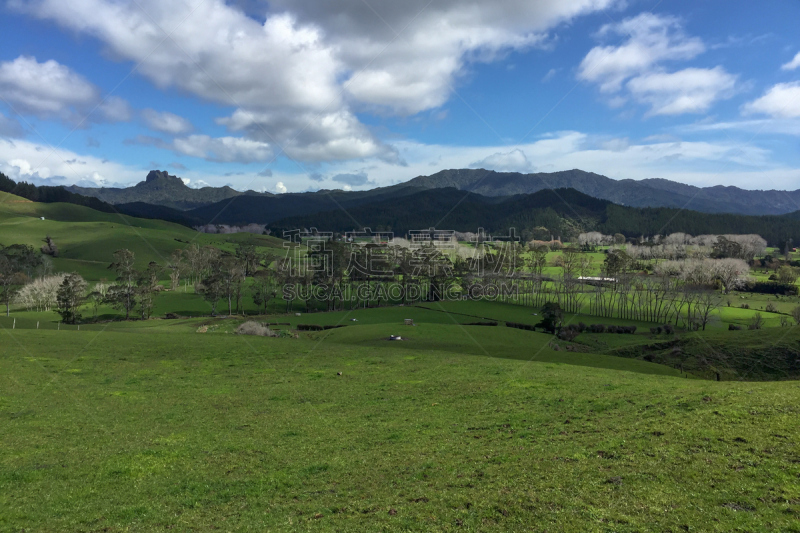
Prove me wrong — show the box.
[1,0,800,194]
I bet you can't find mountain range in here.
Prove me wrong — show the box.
[67,168,800,217]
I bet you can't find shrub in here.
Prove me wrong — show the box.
[728,324,742,330]
[740,303,750,309]
[557,329,579,342]
[765,302,778,313]
[748,313,764,330]
[236,321,277,337]
[742,281,799,295]
[589,324,606,333]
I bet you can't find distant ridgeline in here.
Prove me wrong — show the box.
[0,172,114,213]
[267,188,800,247]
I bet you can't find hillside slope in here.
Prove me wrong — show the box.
[0,191,283,279]
[404,168,800,215]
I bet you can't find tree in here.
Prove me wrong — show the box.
[693,290,720,331]
[613,233,626,245]
[167,249,185,291]
[0,244,41,316]
[105,284,136,319]
[56,273,87,324]
[235,244,260,277]
[108,249,137,319]
[604,249,630,277]
[537,301,563,333]
[791,305,800,325]
[776,265,799,285]
[136,261,161,319]
[251,269,276,314]
[713,258,750,294]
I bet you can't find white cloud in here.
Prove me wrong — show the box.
[0,55,130,124]
[12,0,617,162]
[578,14,704,93]
[781,52,800,71]
[218,108,399,163]
[171,135,273,163]
[627,67,737,115]
[742,82,800,118]
[275,181,287,194]
[142,109,193,135]
[470,149,533,172]
[578,14,737,117]
[0,138,142,186]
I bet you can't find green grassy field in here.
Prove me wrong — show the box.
[2,324,800,532]
[4,196,800,530]
[0,191,284,279]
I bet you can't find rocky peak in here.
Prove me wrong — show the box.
[144,170,184,185]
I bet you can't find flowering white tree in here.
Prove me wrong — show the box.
[13,274,67,312]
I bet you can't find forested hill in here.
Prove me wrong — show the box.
[267,187,800,246]
[0,171,115,213]
[403,168,800,216]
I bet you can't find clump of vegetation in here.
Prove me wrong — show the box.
[236,321,278,337]
[41,235,58,257]
[765,302,778,313]
[748,313,764,330]
[649,324,675,334]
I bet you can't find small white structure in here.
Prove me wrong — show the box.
[40,217,45,220]
[295,312,301,317]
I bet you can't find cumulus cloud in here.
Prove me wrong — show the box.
[275,181,288,194]
[742,82,800,118]
[627,67,737,115]
[578,14,704,93]
[781,52,800,71]
[142,109,193,135]
[578,14,735,116]
[470,149,533,172]
[12,0,617,162]
[172,135,273,163]
[127,133,273,163]
[0,55,130,124]
[0,138,143,186]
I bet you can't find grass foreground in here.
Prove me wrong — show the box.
[2,323,800,532]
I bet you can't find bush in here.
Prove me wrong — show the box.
[765,302,778,313]
[236,321,277,337]
[557,329,579,342]
[740,303,750,309]
[728,324,742,330]
[742,281,799,295]
[589,324,606,333]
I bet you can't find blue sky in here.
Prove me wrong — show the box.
[1,0,800,193]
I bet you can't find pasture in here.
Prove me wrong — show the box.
[3,321,800,531]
